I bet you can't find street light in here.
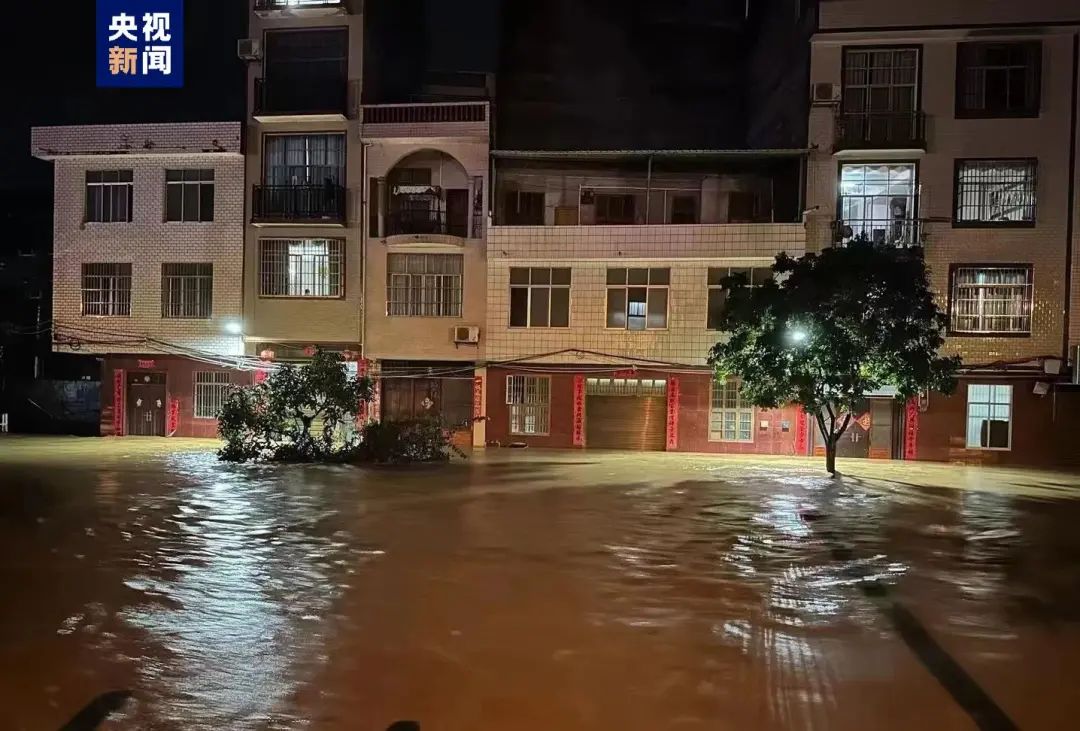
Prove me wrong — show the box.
[224,320,244,336]
[788,328,809,344]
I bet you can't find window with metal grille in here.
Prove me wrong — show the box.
[955,160,1037,225]
[510,267,571,327]
[956,41,1041,118]
[505,375,551,435]
[386,254,463,317]
[85,170,133,223]
[194,372,232,419]
[710,379,754,442]
[263,134,345,185]
[707,267,773,330]
[966,384,1012,450]
[606,268,669,330]
[950,266,1033,334]
[166,169,215,222]
[81,263,132,316]
[161,263,213,319]
[259,239,344,297]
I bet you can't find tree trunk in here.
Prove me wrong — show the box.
[825,439,838,476]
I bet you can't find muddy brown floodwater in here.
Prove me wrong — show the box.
[2,437,1080,730]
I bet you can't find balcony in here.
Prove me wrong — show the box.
[253,77,352,122]
[833,111,927,153]
[832,217,925,247]
[387,210,464,237]
[254,0,351,17]
[360,102,490,140]
[252,185,346,225]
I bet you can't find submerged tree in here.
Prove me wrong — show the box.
[708,240,959,475]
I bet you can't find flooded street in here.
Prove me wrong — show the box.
[2,438,1080,730]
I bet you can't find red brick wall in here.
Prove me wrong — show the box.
[486,368,579,448]
[101,355,253,439]
[676,373,803,455]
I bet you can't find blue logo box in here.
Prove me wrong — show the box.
[96,0,184,88]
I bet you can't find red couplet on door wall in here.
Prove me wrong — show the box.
[572,375,585,447]
[167,398,180,436]
[794,410,809,455]
[666,377,680,450]
[473,375,484,419]
[904,398,919,460]
[113,369,125,437]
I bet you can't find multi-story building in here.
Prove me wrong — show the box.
[31,122,248,437]
[484,150,810,452]
[806,0,1080,464]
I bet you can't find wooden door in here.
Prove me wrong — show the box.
[446,189,469,237]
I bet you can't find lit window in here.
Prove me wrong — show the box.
[950,266,1032,334]
[194,372,232,419]
[506,375,551,435]
[966,384,1012,450]
[709,379,754,442]
[259,239,344,298]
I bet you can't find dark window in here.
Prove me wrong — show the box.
[85,170,133,223]
[386,254,463,317]
[504,191,545,225]
[264,134,345,186]
[842,47,919,114]
[390,168,433,186]
[707,267,773,330]
[606,268,669,330]
[728,192,760,223]
[957,41,1041,118]
[166,169,215,222]
[670,195,698,224]
[594,194,636,224]
[161,263,213,319]
[950,265,1033,335]
[510,267,571,327]
[81,263,132,316]
[954,160,1037,225]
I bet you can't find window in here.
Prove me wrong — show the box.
[594,194,636,224]
[954,160,1037,225]
[259,239,344,297]
[950,265,1033,335]
[386,254,463,317]
[606,268,669,330]
[966,384,1012,450]
[263,134,345,186]
[194,372,232,419]
[510,268,571,327]
[710,379,754,442]
[506,375,551,435]
[81,264,132,316]
[838,163,918,245]
[670,195,698,224]
[166,169,215,222]
[503,191,545,225]
[707,267,773,330]
[842,47,919,114]
[85,170,133,223]
[161,263,213,319]
[956,41,1041,118]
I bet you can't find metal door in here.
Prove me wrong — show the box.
[584,378,668,451]
[127,372,167,437]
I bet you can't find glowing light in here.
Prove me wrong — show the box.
[224,320,244,335]
[788,328,809,344]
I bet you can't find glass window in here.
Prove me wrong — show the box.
[81,263,132,316]
[950,266,1033,334]
[166,169,215,222]
[710,379,754,442]
[707,267,773,330]
[955,160,1037,225]
[259,238,344,297]
[837,163,918,245]
[263,134,345,186]
[957,41,1041,118]
[606,268,669,330]
[386,254,463,317]
[194,372,232,419]
[509,268,571,328]
[842,47,919,114]
[506,375,551,435]
[85,170,134,223]
[594,194,636,224]
[161,263,213,319]
[966,384,1012,449]
[504,191,545,225]
[670,195,698,224]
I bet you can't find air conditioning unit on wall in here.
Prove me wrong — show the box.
[237,39,263,61]
[454,326,480,345]
[810,82,841,105]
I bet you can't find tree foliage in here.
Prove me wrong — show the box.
[708,241,960,474]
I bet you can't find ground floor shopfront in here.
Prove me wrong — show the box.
[99,355,254,439]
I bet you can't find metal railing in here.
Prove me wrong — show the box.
[387,209,450,236]
[254,0,348,12]
[834,111,927,151]
[252,184,346,224]
[832,217,925,247]
[363,102,489,125]
[254,77,349,117]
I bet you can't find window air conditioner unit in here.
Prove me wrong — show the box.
[238,39,263,61]
[454,326,480,344]
[811,82,841,105]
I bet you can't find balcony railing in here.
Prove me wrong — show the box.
[834,111,927,152]
[254,0,350,15]
[387,210,451,236]
[363,103,488,125]
[254,77,349,118]
[832,218,925,247]
[253,185,346,224]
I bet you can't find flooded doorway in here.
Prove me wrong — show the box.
[126,372,167,437]
[814,397,899,459]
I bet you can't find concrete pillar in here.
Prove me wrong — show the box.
[376,177,387,237]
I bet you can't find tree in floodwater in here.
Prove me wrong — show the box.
[708,240,959,475]
[218,349,373,462]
